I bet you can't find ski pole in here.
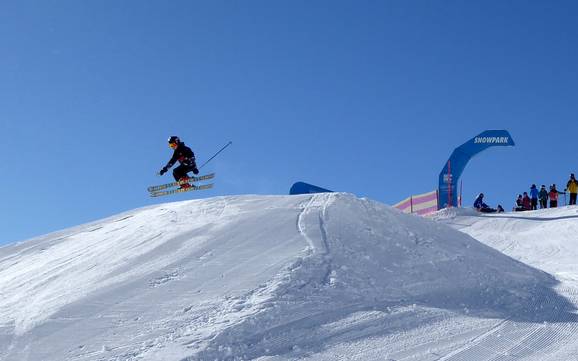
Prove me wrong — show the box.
[199,141,233,170]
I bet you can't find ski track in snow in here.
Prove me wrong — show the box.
[3,196,578,360]
[418,207,578,361]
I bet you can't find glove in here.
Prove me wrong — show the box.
[159,167,168,176]
[192,167,199,175]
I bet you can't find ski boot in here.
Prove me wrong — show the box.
[178,176,193,189]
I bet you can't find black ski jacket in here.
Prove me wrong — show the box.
[165,143,196,169]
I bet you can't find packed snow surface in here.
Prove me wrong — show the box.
[1,193,578,360]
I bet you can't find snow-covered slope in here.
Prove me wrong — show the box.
[435,206,578,284]
[431,206,578,361]
[1,194,577,361]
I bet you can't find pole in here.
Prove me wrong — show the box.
[459,180,463,208]
[447,160,452,208]
[199,141,233,170]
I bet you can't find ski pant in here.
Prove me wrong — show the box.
[539,199,548,209]
[570,193,577,205]
[531,198,538,210]
[550,200,558,208]
[173,164,199,181]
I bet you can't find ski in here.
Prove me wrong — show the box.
[149,183,214,197]
[147,173,215,192]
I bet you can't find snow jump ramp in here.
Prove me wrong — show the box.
[0,193,575,360]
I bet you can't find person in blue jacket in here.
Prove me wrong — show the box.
[529,184,539,210]
[474,193,503,213]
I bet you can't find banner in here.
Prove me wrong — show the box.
[394,190,438,216]
[438,130,515,209]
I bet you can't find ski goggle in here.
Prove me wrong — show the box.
[169,142,177,149]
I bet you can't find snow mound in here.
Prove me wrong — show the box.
[0,193,569,360]
[427,206,480,221]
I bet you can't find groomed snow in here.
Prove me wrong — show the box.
[1,193,578,360]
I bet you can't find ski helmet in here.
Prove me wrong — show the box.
[168,136,180,145]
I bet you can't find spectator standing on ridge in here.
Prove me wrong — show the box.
[529,185,539,210]
[549,184,565,208]
[539,185,549,209]
[566,173,578,205]
[522,192,532,211]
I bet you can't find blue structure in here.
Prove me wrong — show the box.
[290,182,333,195]
[438,130,515,209]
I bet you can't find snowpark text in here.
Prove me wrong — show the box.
[473,136,510,144]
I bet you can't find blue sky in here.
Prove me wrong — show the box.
[1,0,578,245]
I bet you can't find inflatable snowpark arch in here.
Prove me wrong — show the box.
[290,182,333,195]
[438,129,515,209]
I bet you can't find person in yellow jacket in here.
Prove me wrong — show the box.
[566,173,578,205]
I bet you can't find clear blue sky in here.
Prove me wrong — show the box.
[1,1,577,245]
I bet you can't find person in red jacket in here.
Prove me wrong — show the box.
[549,184,565,208]
[522,192,532,211]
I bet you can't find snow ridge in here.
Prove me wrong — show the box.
[1,194,577,361]
[186,194,571,360]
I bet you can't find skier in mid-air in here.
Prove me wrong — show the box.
[159,136,199,189]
